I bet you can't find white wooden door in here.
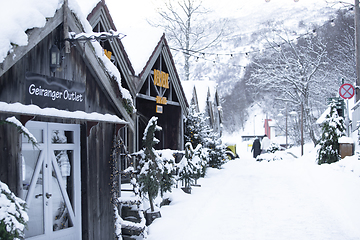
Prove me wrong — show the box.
[21,121,81,240]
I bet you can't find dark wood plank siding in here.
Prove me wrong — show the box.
[136,97,182,150]
[0,119,21,194]
[1,24,120,240]
[83,122,115,240]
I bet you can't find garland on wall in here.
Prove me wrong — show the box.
[110,129,147,239]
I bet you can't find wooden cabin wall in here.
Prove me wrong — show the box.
[0,24,121,239]
[0,116,21,194]
[136,97,182,150]
[82,122,115,240]
[0,24,86,104]
[158,104,182,150]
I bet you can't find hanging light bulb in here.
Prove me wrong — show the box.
[330,19,335,27]
[265,0,270,2]
[312,29,317,37]
[294,0,299,2]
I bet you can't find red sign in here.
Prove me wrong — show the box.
[339,83,355,99]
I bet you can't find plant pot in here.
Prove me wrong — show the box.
[181,187,192,194]
[145,211,161,226]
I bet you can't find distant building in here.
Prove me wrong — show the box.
[182,80,223,137]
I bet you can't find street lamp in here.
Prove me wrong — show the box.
[277,107,301,151]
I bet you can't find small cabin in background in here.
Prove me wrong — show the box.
[182,80,223,138]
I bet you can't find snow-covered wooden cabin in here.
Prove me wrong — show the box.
[128,34,189,151]
[182,80,223,137]
[0,1,134,239]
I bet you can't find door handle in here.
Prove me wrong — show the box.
[46,193,52,199]
[35,194,43,198]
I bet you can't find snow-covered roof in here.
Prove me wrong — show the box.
[181,80,218,113]
[104,1,164,76]
[0,0,60,63]
[0,0,133,103]
[121,29,164,76]
[0,101,127,124]
[316,106,330,124]
[339,136,354,144]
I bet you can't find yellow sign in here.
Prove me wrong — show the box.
[154,69,169,89]
[104,49,112,60]
[156,96,167,105]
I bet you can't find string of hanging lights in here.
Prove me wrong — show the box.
[169,4,353,68]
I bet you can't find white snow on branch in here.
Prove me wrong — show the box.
[5,116,37,144]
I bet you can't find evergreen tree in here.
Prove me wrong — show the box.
[205,133,228,169]
[184,105,209,147]
[317,101,346,165]
[138,117,163,212]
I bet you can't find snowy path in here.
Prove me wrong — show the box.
[147,153,360,240]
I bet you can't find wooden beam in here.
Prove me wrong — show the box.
[87,121,98,136]
[20,115,35,126]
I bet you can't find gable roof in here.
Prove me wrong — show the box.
[0,0,135,130]
[181,80,218,113]
[135,34,189,114]
[86,0,135,75]
[85,0,138,96]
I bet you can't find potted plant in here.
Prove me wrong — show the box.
[137,117,163,225]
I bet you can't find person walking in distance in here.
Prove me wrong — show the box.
[251,138,261,158]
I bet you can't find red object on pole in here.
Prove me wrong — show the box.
[339,83,355,99]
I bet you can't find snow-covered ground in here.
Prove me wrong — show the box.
[146,143,360,240]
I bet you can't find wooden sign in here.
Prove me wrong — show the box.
[153,69,169,89]
[25,72,85,111]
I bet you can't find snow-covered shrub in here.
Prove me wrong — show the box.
[193,144,207,178]
[177,143,206,190]
[177,143,197,189]
[266,142,281,153]
[156,149,176,197]
[0,181,28,240]
[205,136,228,169]
[256,153,283,162]
[317,101,346,165]
[184,105,210,148]
[137,117,164,212]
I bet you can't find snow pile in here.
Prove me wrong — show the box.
[0,0,61,63]
[0,181,29,240]
[329,155,360,177]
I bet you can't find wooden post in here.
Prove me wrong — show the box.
[64,0,71,53]
[355,0,360,102]
[301,102,304,156]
